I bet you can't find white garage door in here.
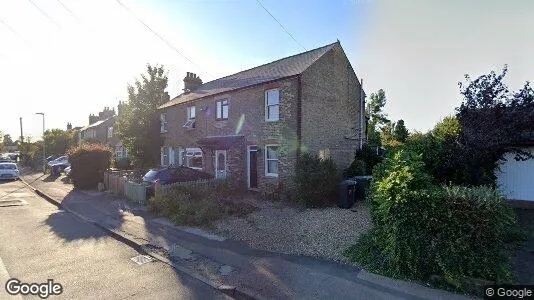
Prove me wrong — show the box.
[497,147,534,201]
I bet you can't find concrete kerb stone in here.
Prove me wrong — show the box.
[19,177,260,300]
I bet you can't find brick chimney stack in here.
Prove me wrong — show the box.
[183,72,202,93]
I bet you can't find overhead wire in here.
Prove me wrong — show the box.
[115,0,213,78]
[255,0,306,52]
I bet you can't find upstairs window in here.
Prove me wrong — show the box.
[160,113,168,133]
[107,126,113,138]
[184,106,196,129]
[216,99,229,120]
[187,106,196,119]
[265,89,280,121]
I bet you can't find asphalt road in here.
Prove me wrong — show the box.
[0,179,230,300]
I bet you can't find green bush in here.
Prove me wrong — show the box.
[346,149,519,291]
[295,153,341,207]
[148,181,254,227]
[67,143,112,189]
[114,157,131,170]
[345,144,383,177]
[343,159,367,178]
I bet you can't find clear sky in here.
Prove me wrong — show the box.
[0,0,533,141]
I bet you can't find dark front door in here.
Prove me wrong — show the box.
[249,146,258,188]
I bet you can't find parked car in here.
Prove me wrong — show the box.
[46,155,59,162]
[142,166,213,197]
[64,166,71,177]
[0,159,14,163]
[0,162,19,180]
[48,155,70,175]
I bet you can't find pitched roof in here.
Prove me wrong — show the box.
[79,116,115,131]
[159,41,339,109]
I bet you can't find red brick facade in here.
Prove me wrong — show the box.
[159,43,365,196]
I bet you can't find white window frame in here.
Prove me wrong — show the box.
[160,113,168,133]
[107,126,113,138]
[184,147,203,170]
[115,146,123,159]
[265,89,280,122]
[216,99,229,120]
[184,106,196,129]
[264,144,279,177]
[187,106,196,119]
[161,146,169,166]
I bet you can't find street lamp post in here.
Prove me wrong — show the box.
[36,113,45,173]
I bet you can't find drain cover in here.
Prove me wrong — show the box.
[130,255,153,265]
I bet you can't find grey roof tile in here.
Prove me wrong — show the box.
[159,41,338,109]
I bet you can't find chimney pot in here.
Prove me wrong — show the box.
[183,71,203,93]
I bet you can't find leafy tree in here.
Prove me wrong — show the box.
[393,119,409,143]
[43,129,77,156]
[456,65,534,185]
[117,64,169,168]
[3,134,14,147]
[366,89,391,147]
[432,116,461,141]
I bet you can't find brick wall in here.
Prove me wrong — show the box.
[160,77,299,194]
[300,44,364,172]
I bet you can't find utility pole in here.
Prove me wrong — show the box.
[36,113,45,173]
[19,117,23,144]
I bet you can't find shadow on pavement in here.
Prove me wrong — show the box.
[43,174,60,182]
[45,210,110,241]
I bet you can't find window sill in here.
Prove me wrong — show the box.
[265,174,279,178]
[265,119,280,123]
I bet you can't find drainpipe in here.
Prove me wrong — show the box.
[359,78,364,150]
[296,75,302,159]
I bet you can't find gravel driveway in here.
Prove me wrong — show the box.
[215,200,372,262]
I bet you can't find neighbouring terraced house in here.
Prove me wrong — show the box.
[158,41,366,195]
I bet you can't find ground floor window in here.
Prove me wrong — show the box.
[115,146,128,159]
[185,147,202,170]
[161,147,169,166]
[265,145,279,177]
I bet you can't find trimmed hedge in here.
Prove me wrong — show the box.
[346,149,521,291]
[294,153,341,207]
[67,143,112,189]
[148,181,254,227]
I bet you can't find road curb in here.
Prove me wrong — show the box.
[19,177,259,300]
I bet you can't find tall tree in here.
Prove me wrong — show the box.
[43,129,77,156]
[365,89,391,146]
[455,65,534,185]
[117,64,169,168]
[393,119,409,143]
[3,134,14,146]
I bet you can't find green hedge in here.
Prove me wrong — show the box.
[294,153,341,207]
[67,143,112,189]
[148,181,254,227]
[346,149,520,290]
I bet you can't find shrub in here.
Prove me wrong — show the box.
[148,181,254,227]
[343,159,366,178]
[346,149,519,292]
[67,143,112,189]
[294,153,341,207]
[114,157,131,170]
[345,144,383,177]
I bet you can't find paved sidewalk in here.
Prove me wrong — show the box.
[21,171,469,300]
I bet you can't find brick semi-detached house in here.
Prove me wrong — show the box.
[158,41,366,195]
